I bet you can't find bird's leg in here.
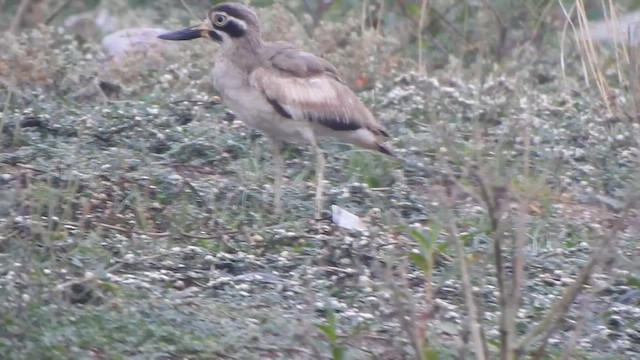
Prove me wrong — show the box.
[310,138,325,220]
[270,139,284,215]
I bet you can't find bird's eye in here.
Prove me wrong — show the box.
[213,14,227,26]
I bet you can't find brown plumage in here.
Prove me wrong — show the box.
[159,2,394,219]
[252,42,392,154]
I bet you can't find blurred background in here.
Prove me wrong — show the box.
[2,0,639,91]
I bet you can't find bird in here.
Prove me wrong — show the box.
[158,2,393,219]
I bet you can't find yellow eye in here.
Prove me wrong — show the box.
[213,14,227,26]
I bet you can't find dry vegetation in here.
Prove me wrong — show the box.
[1,0,639,359]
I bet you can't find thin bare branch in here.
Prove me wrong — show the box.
[179,0,199,21]
[443,204,486,360]
[9,0,31,33]
[515,195,639,352]
[45,0,73,24]
[478,0,508,59]
[417,0,430,75]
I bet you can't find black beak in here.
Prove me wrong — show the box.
[158,26,204,41]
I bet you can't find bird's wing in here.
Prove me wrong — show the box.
[251,42,389,136]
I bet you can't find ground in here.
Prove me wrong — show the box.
[1,1,639,359]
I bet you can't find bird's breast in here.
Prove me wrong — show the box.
[212,60,247,96]
[212,60,308,141]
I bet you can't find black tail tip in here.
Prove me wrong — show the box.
[378,143,396,158]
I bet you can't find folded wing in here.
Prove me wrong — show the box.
[251,42,389,137]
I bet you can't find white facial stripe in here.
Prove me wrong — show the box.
[210,11,248,30]
[229,17,247,31]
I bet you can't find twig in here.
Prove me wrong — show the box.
[244,345,324,358]
[277,4,310,38]
[169,163,219,176]
[343,342,374,354]
[478,0,508,60]
[444,205,486,360]
[345,333,392,343]
[316,266,357,274]
[0,75,15,145]
[113,249,185,266]
[304,0,333,31]
[503,199,529,359]
[13,163,47,173]
[474,172,507,360]
[53,271,96,292]
[388,259,426,360]
[560,291,590,360]
[396,0,465,41]
[95,222,171,237]
[62,220,172,237]
[514,195,638,353]
[178,231,219,240]
[105,262,124,274]
[44,0,73,24]
[0,229,19,247]
[504,126,532,359]
[417,0,430,74]
[177,226,237,250]
[9,0,30,33]
[179,229,237,239]
[179,0,199,21]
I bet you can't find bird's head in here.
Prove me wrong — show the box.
[158,2,261,45]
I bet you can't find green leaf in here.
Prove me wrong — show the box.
[487,338,501,348]
[627,276,640,288]
[436,242,450,253]
[410,228,428,243]
[409,252,428,271]
[423,347,439,360]
[327,308,336,331]
[316,308,339,342]
[332,346,345,360]
[406,3,421,17]
[316,324,333,341]
[410,229,432,255]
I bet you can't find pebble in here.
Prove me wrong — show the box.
[166,174,183,183]
[250,234,264,243]
[173,280,186,290]
[0,174,12,184]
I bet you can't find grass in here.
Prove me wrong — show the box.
[1,0,640,359]
[1,289,261,359]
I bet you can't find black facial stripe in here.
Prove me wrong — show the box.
[215,20,245,38]
[208,30,222,42]
[306,112,362,131]
[211,5,248,22]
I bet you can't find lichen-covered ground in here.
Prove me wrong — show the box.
[1,1,639,359]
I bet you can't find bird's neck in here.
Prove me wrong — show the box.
[220,36,264,70]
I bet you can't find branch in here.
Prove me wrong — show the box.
[514,195,638,352]
[9,0,31,33]
[45,0,73,25]
[444,205,486,360]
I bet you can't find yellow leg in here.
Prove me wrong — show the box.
[310,140,325,220]
[271,139,284,215]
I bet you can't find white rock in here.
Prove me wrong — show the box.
[101,28,180,70]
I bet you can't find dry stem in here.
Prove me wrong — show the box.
[444,205,487,360]
[515,195,638,353]
[9,0,31,33]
